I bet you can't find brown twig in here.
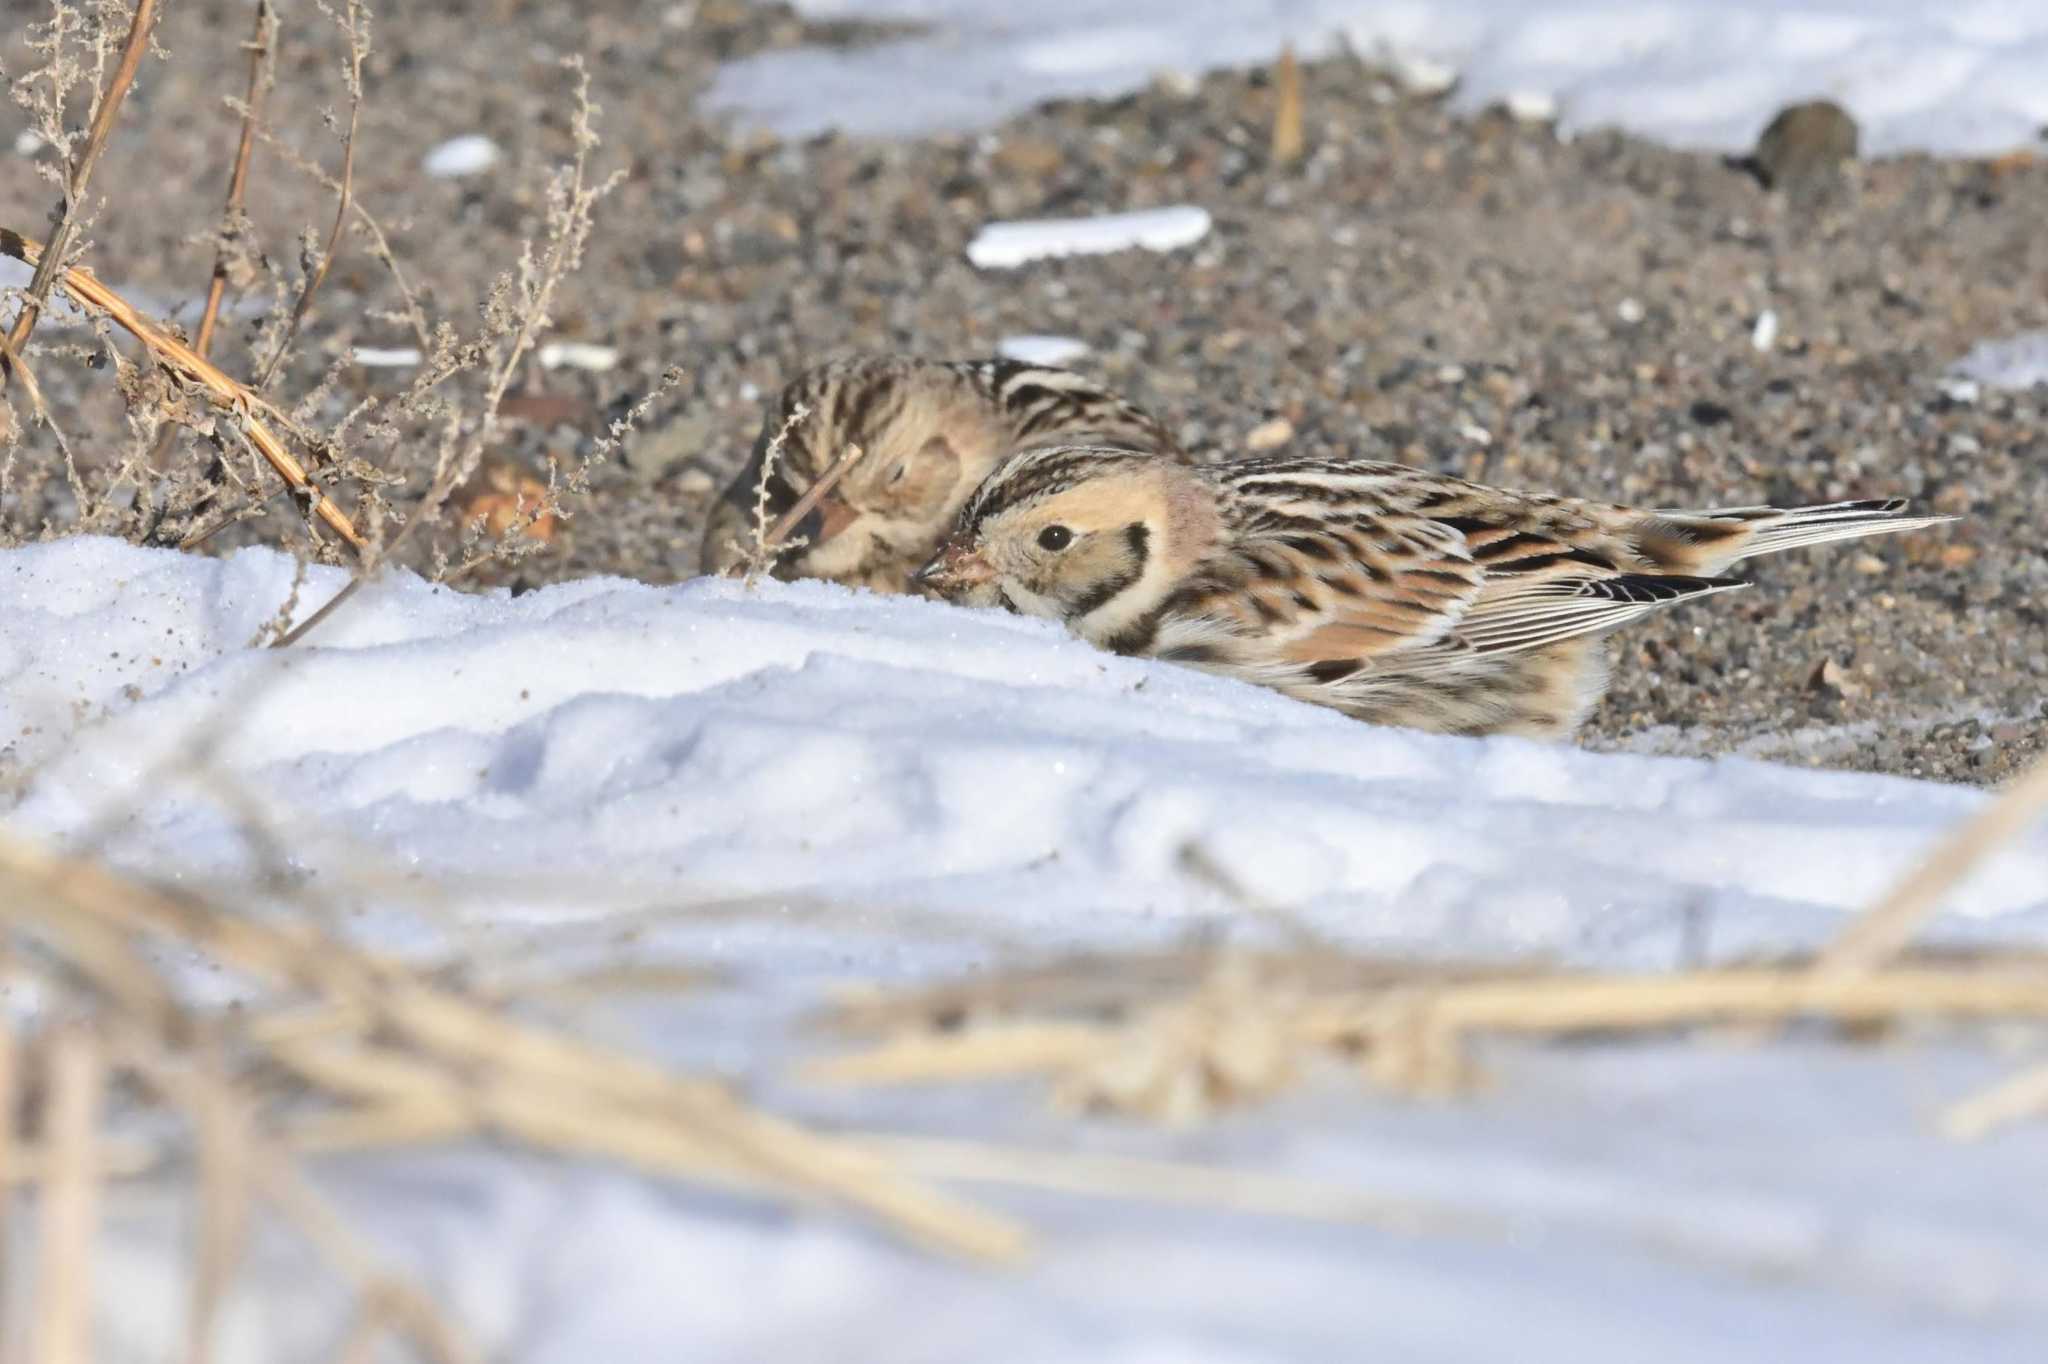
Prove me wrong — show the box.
[194,1,277,360]
[762,440,863,551]
[0,228,367,551]
[2,0,161,383]
[1271,45,1304,167]
[254,0,362,390]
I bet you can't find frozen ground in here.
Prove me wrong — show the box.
[7,538,2048,1361]
[710,0,2048,153]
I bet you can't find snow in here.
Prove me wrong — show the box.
[966,206,1213,269]
[421,133,502,178]
[1951,330,2048,392]
[997,333,1092,365]
[1752,307,1781,352]
[707,0,2048,155]
[537,339,621,372]
[349,344,423,368]
[7,536,2048,1361]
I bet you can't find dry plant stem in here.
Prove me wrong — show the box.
[1271,45,1304,166]
[810,965,2048,1098]
[1815,751,2048,977]
[2,0,161,382]
[144,0,278,479]
[0,229,367,551]
[32,1027,106,1364]
[863,1134,1499,1238]
[194,0,277,359]
[186,1055,252,1364]
[0,1013,13,1344]
[255,0,362,390]
[248,125,431,353]
[762,441,863,550]
[279,58,612,647]
[116,1030,479,1364]
[1944,1061,2048,1140]
[0,829,1026,1261]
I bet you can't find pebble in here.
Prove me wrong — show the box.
[1751,100,1859,192]
[1244,417,1296,451]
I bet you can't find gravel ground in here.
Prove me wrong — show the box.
[4,0,2044,783]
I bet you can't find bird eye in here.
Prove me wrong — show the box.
[888,463,908,485]
[1037,525,1073,551]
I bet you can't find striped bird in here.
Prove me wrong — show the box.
[700,355,1179,592]
[914,446,1952,739]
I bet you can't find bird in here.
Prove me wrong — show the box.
[913,445,1952,739]
[699,355,1180,593]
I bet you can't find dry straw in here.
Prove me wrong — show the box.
[0,230,368,551]
[810,753,2048,1119]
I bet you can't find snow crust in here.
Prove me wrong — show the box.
[7,536,2048,1361]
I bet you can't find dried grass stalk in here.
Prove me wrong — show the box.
[1815,751,2048,977]
[32,1026,106,1364]
[1271,46,1304,166]
[811,957,2048,1110]
[1943,1060,2048,1141]
[0,229,367,551]
[192,0,277,360]
[3,0,161,367]
[0,828,1026,1262]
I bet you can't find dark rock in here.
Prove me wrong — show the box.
[1747,99,1859,193]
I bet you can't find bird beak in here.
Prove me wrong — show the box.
[912,541,994,594]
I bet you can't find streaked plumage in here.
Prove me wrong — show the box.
[700,355,1178,592]
[915,446,1952,739]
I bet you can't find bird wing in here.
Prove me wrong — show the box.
[1188,462,1747,676]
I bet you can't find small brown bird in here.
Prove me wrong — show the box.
[700,355,1178,592]
[915,446,1950,739]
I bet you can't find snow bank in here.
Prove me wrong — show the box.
[8,536,2048,1361]
[11,538,2044,969]
[707,0,2048,155]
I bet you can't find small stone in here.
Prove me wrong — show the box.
[1939,543,1979,569]
[1688,398,1733,426]
[1616,297,1646,325]
[1852,553,1887,575]
[1750,100,1858,193]
[1808,657,1861,698]
[1244,416,1295,451]
[676,467,715,497]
